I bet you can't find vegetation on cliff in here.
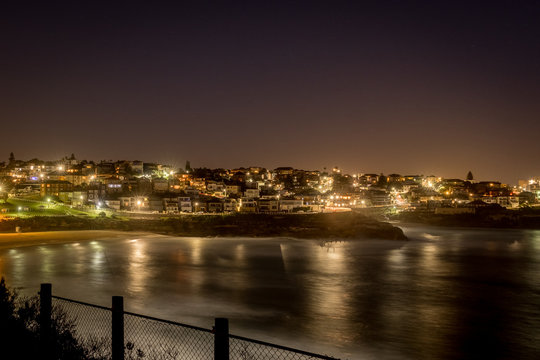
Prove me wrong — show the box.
[395,207,540,229]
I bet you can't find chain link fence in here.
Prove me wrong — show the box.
[49,291,339,360]
[52,296,112,359]
[124,311,214,360]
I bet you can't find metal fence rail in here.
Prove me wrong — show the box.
[230,335,337,360]
[42,284,339,360]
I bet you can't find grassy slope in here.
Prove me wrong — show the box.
[1,198,95,217]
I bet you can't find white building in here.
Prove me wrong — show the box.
[279,199,303,212]
[244,188,260,198]
[178,197,192,212]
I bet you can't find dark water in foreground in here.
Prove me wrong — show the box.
[1,226,540,359]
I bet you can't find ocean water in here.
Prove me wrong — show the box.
[1,226,539,359]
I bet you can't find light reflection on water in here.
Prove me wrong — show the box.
[127,239,149,295]
[0,227,539,359]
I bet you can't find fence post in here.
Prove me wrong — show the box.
[214,317,229,360]
[112,296,124,360]
[40,283,52,357]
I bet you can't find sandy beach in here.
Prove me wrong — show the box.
[0,230,148,250]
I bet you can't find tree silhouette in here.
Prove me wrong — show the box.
[377,173,388,188]
[466,171,474,181]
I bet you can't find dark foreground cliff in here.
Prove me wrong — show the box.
[0,212,407,240]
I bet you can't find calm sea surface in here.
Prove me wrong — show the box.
[1,226,539,359]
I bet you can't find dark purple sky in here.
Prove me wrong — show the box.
[2,1,539,184]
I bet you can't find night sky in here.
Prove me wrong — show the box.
[2,1,539,184]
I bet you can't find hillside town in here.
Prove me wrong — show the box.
[0,153,539,216]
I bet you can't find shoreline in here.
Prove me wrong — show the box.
[0,213,408,241]
[0,230,151,250]
[0,226,405,251]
